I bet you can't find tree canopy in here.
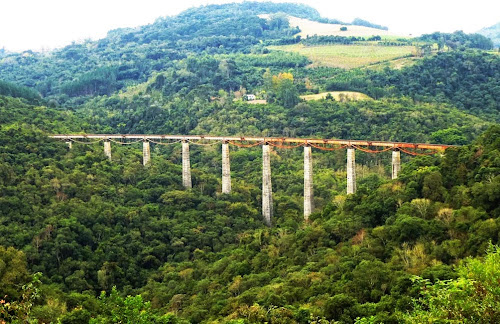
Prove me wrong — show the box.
[0,2,499,323]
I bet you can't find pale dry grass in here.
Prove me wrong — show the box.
[259,14,407,38]
[246,99,267,104]
[300,91,372,101]
[288,16,394,38]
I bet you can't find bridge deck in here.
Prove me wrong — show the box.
[50,134,454,151]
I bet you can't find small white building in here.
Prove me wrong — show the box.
[246,94,256,101]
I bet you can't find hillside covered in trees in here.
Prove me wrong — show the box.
[1,2,500,323]
[478,21,500,47]
[0,2,386,105]
[324,51,500,121]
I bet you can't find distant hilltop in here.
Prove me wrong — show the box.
[478,21,500,47]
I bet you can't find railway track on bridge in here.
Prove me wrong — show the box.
[50,134,454,151]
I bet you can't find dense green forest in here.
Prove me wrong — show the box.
[417,31,494,50]
[1,93,499,323]
[1,2,500,323]
[325,51,500,121]
[0,80,42,103]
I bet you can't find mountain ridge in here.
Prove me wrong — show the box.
[478,21,500,47]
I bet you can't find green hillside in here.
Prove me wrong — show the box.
[0,2,381,105]
[478,21,500,47]
[0,2,311,102]
[323,51,500,121]
[1,2,500,323]
[1,97,498,322]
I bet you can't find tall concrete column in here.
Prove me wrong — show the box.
[347,147,356,194]
[104,140,112,161]
[143,140,151,166]
[65,141,72,149]
[262,144,272,227]
[304,145,313,221]
[182,141,192,189]
[392,149,401,180]
[221,142,231,194]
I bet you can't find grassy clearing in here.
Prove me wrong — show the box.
[269,44,416,69]
[259,15,405,38]
[300,91,372,101]
[287,16,395,38]
[245,99,267,104]
[118,82,148,99]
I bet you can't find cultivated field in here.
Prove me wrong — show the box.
[269,44,416,69]
[300,91,372,101]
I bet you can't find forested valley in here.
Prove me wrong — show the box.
[1,2,499,323]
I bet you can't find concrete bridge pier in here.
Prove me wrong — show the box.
[143,140,151,166]
[182,141,192,189]
[104,140,112,161]
[392,149,401,179]
[262,144,273,227]
[347,147,356,194]
[221,142,231,194]
[304,145,313,221]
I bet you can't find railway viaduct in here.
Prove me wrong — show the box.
[51,134,453,226]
